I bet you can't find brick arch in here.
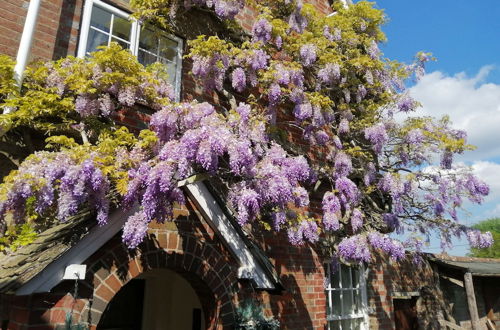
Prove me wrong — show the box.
[75,229,238,330]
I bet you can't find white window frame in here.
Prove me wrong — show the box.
[325,263,370,330]
[77,0,183,99]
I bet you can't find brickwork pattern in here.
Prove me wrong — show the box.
[367,253,442,330]
[0,0,83,61]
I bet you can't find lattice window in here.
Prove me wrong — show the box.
[78,0,183,98]
[325,263,369,330]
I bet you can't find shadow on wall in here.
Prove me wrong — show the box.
[53,0,78,60]
[272,274,314,329]
[367,254,450,330]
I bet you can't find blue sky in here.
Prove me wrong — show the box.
[378,1,500,84]
[373,1,500,255]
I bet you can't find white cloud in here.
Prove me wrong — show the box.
[409,66,500,161]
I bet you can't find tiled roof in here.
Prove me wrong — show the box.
[428,254,500,276]
[0,215,94,294]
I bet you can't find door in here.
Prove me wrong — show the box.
[394,297,418,330]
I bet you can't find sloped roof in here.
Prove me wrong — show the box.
[0,215,94,294]
[428,254,500,276]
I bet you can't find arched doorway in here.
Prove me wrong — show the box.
[98,269,205,330]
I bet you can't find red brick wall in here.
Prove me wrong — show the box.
[367,253,442,330]
[0,0,83,61]
[260,232,328,329]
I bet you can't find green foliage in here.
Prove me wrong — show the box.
[469,218,500,258]
[0,43,170,137]
[0,223,38,252]
[0,55,18,99]
[65,311,88,330]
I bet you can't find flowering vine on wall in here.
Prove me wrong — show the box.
[0,0,493,263]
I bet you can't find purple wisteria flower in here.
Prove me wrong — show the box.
[365,70,374,85]
[231,67,246,92]
[318,63,340,85]
[338,118,350,134]
[397,93,415,112]
[98,93,114,116]
[368,232,405,260]
[272,211,286,231]
[268,83,281,105]
[335,177,359,208]
[365,124,388,154]
[274,36,283,49]
[234,187,260,225]
[366,40,380,59]
[315,130,329,145]
[323,26,341,41]
[287,220,319,246]
[338,235,371,263]
[466,229,493,248]
[334,152,352,177]
[75,95,99,117]
[406,128,424,144]
[363,162,376,186]
[118,86,136,106]
[248,49,269,71]
[288,9,308,33]
[440,151,453,169]
[293,103,313,121]
[236,102,251,121]
[464,175,489,203]
[252,18,272,43]
[122,210,149,249]
[300,44,317,67]
[351,208,363,232]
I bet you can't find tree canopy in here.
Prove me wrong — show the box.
[0,0,494,262]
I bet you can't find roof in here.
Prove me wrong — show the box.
[0,214,94,294]
[428,254,500,276]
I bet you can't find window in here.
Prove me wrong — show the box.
[78,0,183,98]
[325,263,369,330]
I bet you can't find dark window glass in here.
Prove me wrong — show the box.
[87,29,109,53]
[90,6,111,32]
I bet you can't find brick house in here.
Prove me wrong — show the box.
[0,1,499,330]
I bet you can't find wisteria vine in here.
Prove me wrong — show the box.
[0,0,493,261]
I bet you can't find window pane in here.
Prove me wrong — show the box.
[328,321,340,330]
[90,6,111,32]
[342,318,363,330]
[332,291,342,317]
[159,37,178,61]
[138,50,157,66]
[342,290,354,315]
[111,37,130,50]
[139,27,158,54]
[113,16,131,40]
[341,265,352,288]
[352,267,360,288]
[166,62,177,84]
[353,288,362,313]
[331,268,340,288]
[87,29,109,53]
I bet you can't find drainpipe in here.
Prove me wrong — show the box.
[3,0,42,114]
